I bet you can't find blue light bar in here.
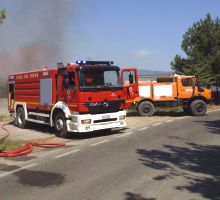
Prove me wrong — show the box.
[76,60,114,65]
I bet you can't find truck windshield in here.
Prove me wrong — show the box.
[78,66,122,91]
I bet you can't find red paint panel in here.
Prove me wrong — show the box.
[14,79,39,84]
[16,90,40,95]
[16,95,39,103]
[27,104,53,111]
[16,83,40,90]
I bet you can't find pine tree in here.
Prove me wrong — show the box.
[171,14,220,87]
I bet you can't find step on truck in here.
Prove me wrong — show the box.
[121,68,212,116]
[8,61,126,137]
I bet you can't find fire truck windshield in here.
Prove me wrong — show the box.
[78,66,122,91]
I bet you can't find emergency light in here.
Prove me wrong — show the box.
[76,60,114,65]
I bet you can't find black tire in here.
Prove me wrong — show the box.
[137,101,155,117]
[16,107,27,128]
[54,112,68,138]
[190,100,207,116]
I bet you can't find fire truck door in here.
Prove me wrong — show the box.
[121,68,139,99]
[178,77,195,99]
[63,72,76,104]
[8,82,15,109]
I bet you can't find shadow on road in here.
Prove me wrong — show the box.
[124,192,156,200]
[67,128,126,140]
[15,169,66,187]
[136,142,220,200]
[0,163,19,171]
[194,119,220,134]
[9,121,127,140]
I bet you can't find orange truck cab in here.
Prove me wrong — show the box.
[121,68,212,116]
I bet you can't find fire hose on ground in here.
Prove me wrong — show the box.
[0,121,65,158]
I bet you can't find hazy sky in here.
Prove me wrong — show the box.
[0,0,220,75]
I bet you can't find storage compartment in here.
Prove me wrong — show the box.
[40,78,52,105]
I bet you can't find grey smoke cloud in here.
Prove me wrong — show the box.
[0,0,78,79]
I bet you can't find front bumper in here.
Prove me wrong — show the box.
[66,110,126,132]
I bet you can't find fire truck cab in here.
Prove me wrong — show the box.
[8,61,126,137]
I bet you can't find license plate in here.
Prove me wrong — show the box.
[102,115,110,119]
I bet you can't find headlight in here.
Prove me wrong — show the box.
[81,119,91,124]
[119,115,126,120]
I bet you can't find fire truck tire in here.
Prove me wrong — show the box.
[54,113,68,138]
[137,101,155,117]
[190,100,207,116]
[16,107,27,129]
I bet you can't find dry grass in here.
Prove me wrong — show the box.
[0,115,11,122]
[207,104,220,110]
[0,98,11,121]
[0,139,25,152]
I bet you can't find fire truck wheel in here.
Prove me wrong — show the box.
[190,100,207,116]
[137,101,155,117]
[16,107,27,129]
[54,113,68,138]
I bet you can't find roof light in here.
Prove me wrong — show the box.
[76,60,114,65]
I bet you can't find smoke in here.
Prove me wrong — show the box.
[0,0,78,79]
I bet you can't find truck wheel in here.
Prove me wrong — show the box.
[137,101,155,117]
[190,100,207,116]
[54,113,68,138]
[16,107,27,128]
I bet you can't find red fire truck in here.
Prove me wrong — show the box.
[8,61,126,137]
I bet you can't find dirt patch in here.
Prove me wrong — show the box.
[0,98,9,117]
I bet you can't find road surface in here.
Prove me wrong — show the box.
[0,110,220,200]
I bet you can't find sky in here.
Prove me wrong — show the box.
[0,0,220,77]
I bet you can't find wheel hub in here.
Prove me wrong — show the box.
[196,104,204,112]
[56,119,64,131]
[143,107,150,113]
[17,113,23,125]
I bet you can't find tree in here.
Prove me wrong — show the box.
[171,14,220,87]
[0,8,6,23]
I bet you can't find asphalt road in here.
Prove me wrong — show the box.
[0,110,220,200]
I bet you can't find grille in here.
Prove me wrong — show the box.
[93,118,117,123]
[84,100,124,114]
